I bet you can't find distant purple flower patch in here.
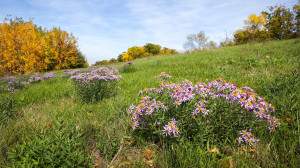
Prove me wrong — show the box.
[70,67,122,102]
[43,72,57,79]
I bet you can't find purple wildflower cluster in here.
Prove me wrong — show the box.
[70,67,121,85]
[1,71,60,94]
[155,72,171,79]
[28,73,42,83]
[90,67,120,76]
[0,76,28,93]
[162,118,180,137]
[241,86,254,93]
[192,99,210,116]
[197,78,279,131]
[122,61,134,67]
[43,72,57,79]
[195,82,212,98]
[236,129,259,146]
[61,69,82,78]
[70,67,122,102]
[170,79,195,107]
[5,87,17,93]
[128,96,167,130]
[110,66,120,70]
[227,89,278,131]
[207,78,237,98]
[129,72,279,141]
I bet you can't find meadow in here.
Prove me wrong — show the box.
[0,39,299,167]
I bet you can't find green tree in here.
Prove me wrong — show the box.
[144,43,161,55]
[71,50,88,68]
[170,49,178,54]
[117,52,125,62]
[294,0,300,37]
[109,58,118,63]
[262,4,295,39]
[233,29,251,44]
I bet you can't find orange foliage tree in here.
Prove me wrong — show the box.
[0,18,47,75]
[234,14,269,44]
[0,17,87,76]
[45,27,82,70]
[119,44,178,62]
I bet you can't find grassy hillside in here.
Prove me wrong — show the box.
[1,39,299,167]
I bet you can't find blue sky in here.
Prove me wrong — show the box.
[0,0,297,64]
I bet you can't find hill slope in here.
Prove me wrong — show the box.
[1,39,299,167]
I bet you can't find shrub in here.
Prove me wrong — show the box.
[8,123,93,167]
[70,67,122,102]
[128,72,279,147]
[120,62,136,73]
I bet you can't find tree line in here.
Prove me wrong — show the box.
[184,1,300,52]
[0,17,88,76]
[93,43,178,66]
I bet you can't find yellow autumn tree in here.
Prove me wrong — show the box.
[0,17,87,76]
[234,14,269,44]
[0,18,47,75]
[127,46,148,59]
[121,52,133,62]
[244,14,267,41]
[45,27,80,70]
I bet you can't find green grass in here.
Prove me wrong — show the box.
[0,39,299,167]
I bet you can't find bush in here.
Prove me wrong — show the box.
[120,62,136,73]
[128,72,279,147]
[70,67,122,103]
[8,123,93,167]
